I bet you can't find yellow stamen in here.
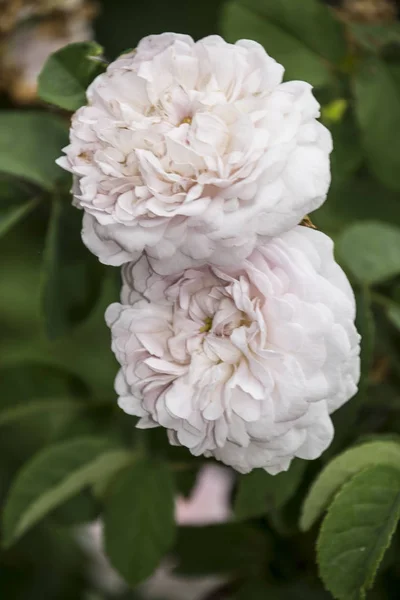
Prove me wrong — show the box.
[199,316,213,333]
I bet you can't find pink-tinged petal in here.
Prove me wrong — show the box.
[118,395,146,417]
[228,360,265,400]
[135,332,169,358]
[58,32,332,271]
[175,465,233,525]
[144,357,186,376]
[164,380,192,418]
[136,416,160,429]
[202,397,225,421]
[231,390,261,422]
[106,226,360,474]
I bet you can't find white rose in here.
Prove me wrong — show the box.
[105,226,360,474]
[58,33,332,273]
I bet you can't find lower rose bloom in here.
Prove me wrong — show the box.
[106,226,360,474]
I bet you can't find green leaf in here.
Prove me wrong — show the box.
[0,525,88,600]
[0,364,91,460]
[350,22,400,52]
[41,197,104,339]
[300,440,400,531]
[53,488,100,526]
[317,466,400,600]
[379,284,400,332]
[38,42,106,111]
[313,174,400,236]
[235,459,306,520]
[355,287,375,382]
[104,459,176,586]
[387,303,400,331]
[0,173,30,199]
[354,58,400,191]
[328,112,363,186]
[0,398,85,428]
[174,467,200,498]
[356,433,400,446]
[2,437,130,546]
[174,523,270,576]
[336,221,400,285]
[0,194,40,239]
[92,450,137,499]
[0,362,90,408]
[222,0,345,87]
[0,112,68,191]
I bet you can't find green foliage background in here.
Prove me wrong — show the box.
[2,0,400,599]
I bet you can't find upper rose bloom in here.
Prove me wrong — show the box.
[58,33,332,273]
[105,226,360,474]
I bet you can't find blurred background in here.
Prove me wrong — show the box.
[2,0,400,599]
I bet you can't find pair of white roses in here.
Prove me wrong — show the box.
[58,33,360,474]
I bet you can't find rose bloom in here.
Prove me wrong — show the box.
[58,33,332,273]
[105,226,360,474]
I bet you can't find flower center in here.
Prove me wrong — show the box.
[180,115,192,126]
[199,316,213,333]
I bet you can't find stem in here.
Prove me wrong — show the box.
[371,291,395,311]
